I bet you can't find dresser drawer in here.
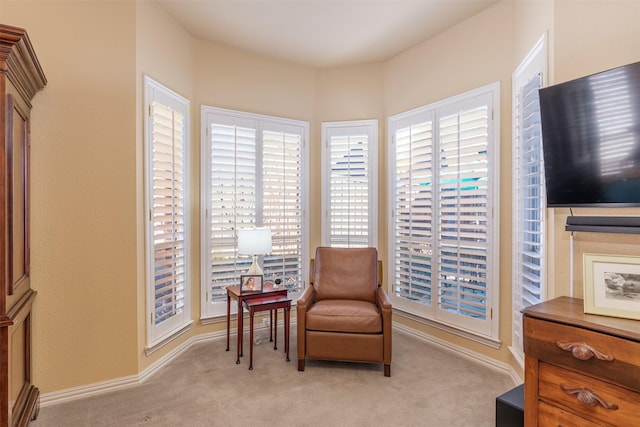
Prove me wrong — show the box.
[538,401,601,427]
[539,363,640,426]
[524,316,640,391]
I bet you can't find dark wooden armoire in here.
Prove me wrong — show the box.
[0,24,46,426]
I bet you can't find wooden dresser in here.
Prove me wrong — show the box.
[0,24,47,426]
[523,297,640,426]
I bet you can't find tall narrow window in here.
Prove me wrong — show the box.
[144,77,191,348]
[512,36,547,362]
[388,84,500,343]
[201,107,309,318]
[321,120,378,248]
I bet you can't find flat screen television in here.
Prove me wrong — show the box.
[539,61,640,207]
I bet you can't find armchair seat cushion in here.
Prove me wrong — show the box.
[306,299,382,334]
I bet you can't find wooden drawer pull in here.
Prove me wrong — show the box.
[555,341,614,361]
[560,385,619,410]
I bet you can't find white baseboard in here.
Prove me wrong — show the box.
[40,328,228,407]
[393,323,522,386]
[40,321,519,407]
[39,375,140,407]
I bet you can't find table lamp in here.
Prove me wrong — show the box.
[237,227,272,275]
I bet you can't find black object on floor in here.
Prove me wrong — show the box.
[495,383,524,427]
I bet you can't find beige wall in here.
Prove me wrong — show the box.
[1,0,639,395]
[2,1,139,391]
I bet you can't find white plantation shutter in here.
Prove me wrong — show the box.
[389,84,499,342]
[437,99,491,331]
[328,133,369,246]
[144,77,191,347]
[392,118,434,306]
[321,121,377,248]
[208,117,257,302]
[512,36,546,360]
[202,107,308,318]
[262,125,304,288]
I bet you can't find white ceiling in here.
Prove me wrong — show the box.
[157,0,499,68]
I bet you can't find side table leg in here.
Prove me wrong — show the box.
[249,308,254,370]
[236,298,243,364]
[269,309,273,342]
[226,295,231,351]
[274,308,278,350]
[285,304,290,362]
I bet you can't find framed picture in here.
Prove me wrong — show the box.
[240,275,263,293]
[583,253,640,320]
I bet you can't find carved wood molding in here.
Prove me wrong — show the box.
[0,24,47,106]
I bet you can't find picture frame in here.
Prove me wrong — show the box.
[583,253,640,320]
[240,274,263,294]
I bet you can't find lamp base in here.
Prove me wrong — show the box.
[246,256,263,275]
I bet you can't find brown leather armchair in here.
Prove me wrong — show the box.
[296,247,392,376]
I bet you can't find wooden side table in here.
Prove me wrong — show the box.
[226,283,288,364]
[244,295,291,370]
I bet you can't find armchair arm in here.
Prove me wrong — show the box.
[298,286,315,309]
[296,285,316,361]
[377,286,391,310]
[377,286,392,366]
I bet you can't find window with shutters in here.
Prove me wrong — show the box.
[388,83,500,344]
[144,76,191,348]
[201,106,309,318]
[321,120,378,248]
[511,36,547,363]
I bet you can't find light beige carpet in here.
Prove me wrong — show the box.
[34,328,515,426]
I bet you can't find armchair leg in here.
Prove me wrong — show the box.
[298,359,305,371]
[384,364,391,377]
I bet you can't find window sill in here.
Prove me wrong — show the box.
[394,308,501,349]
[145,321,193,356]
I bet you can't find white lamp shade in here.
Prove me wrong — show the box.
[237,227,272,255]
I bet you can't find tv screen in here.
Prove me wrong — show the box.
[539,61,640,207]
